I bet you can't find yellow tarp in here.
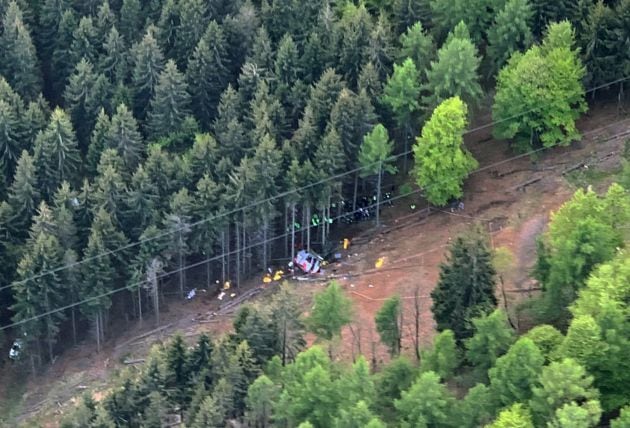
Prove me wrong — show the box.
[375,257,385,269]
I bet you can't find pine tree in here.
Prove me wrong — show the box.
[105,103,143,172]
[143,391,169,428]
[487,0,535,75]
[213,84,247,162]
[63,58,111,148]
[119,0,142,43]
[93,149,127,225]
[6,150,39,236]
[156,0,179,59]
[397,22,435,75]
[94,0,116,48]
[191,395,223,428]
[163,188,193,298]
[174,0,208,67]
[431,228,497,342]
[147,60,191,139]
[308,68,345,135]
[39,0,71,91]
[69,16,98,65]
[100,26,128,84]
[338,4,373,86]
[0,99,24,183]
[33,107,81,198]
[424,23,483,110]
[11,202,66,362]
[307,281,353,342]
[51,10,78,102]
[164,334,192,410]
[395,371,455,426]
[0,1,41,100]
[131,25,165,120]
[186,21,230,126]
[375,295,402,356]
[123,165,158,240]
[87,109,110,176]
[79,210,118,352]
[23,95,50,148]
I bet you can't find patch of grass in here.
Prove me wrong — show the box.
[565,165,621,189]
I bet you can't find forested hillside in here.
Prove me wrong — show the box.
[0,0,629,425]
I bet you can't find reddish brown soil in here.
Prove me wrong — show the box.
[5,103,630,425]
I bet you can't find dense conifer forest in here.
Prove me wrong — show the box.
[0,0,629,425]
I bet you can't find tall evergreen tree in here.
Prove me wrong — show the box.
[69,16,98,65]
[105,103,143,172]
[131,25,165,120]
[6,150,40,236]
[424,23,483,110]
[375,295,402,356]
[338,4,373,86]
[213,84,247,163]
[11,202,66,362]
[100,26,128,84]
[119,0,142,44]
[63,59,111,148]
[397,22,435,75]
[174,0,208,67]
[51,9,78,102]
[487,0,534,76]
[186,21,230,126]
[0,99,23,183]
[431,228,497,342]
[33,107,81,198]
[147,59,191,139]
[0,1,41,100]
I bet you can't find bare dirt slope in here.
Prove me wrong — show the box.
[5,104,630,426]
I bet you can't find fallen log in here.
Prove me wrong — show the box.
[507,176,542,192]
[123,358,146,365]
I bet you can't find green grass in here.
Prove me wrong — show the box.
[565,165,621,189]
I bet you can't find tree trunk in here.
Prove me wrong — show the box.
[236,220,241,287]
[414,285,421,363]
[95,312,101,353]
[138,286,143,323]
[306,204,311,252]
[291,203,296,266]
[221,230,226,283]
[263,213,269,272]
[71,306,77,346]
[178,231,184,299]
[44,290,53,362]
[284,204,289,257]
[321,207,326,248]
[376,161,382,227]
[352,172,359,212]
[226,223,231,281]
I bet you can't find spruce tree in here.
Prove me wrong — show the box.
[7,150,40,236]
[338,4,373,86]
[213,84,247,162]
[63,58,111,148]
[23,95,50,148]
[375,295,402,356]
[424,23,483,110]
[487,0,535,75]
[100,26,128,84]
[86,109,110,176]
[0,99,24,183]
[131,25,165,120]
[163,188,193,298]
[156,0,179,59]
[0,1,41,100]
[186,21,230,126]
[105,103,143,172]
[147,59,191,139]
[164,334,192,410]
[93,149,127,224]
[308,68,345,135]
[174,0,208,67]
[11,202,66,362]
[33,108,81,198]
[69,16,98,65]
[94,0,115,44]
[51,10,78,102]
[431,229,497,342]
[119,0,142,44]
[123,164,158,239]
[397,22,435,75]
